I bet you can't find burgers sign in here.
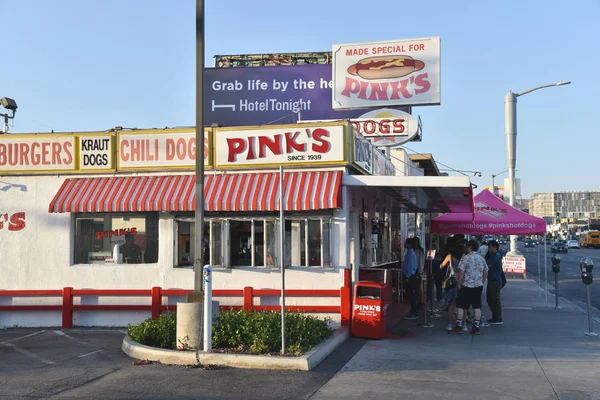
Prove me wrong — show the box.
[332,37,441,110]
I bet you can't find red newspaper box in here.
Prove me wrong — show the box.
[351,281,391,339]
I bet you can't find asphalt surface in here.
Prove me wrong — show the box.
[0,328,367,399]
[518,241,600,313]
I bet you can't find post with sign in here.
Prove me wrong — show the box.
[502,256,527,279]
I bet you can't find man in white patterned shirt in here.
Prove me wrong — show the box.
[448,239,488,335]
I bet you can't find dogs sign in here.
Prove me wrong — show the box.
[332,37,441,110]
[351,108,420,146]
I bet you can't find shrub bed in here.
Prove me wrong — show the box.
[127,310,334,356]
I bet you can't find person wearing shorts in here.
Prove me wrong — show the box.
[448,240,488,335]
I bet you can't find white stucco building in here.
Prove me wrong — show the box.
[0,122,473,327]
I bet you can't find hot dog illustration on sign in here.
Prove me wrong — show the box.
[347,55,425,80]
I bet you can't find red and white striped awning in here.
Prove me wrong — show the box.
[48,171,343,213]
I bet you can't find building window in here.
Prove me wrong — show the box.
[175,215,331,268]
[74,213,159,264]
[284,217,332,268]
[230,220,253,267]
[174,217,212,267]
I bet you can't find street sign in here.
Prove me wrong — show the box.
[204,65,409,127]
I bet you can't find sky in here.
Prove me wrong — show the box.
[3,0,599,198]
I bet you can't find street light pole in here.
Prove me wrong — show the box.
[504,81,570,256]
[491,169,510,197]
[194,0,206,292]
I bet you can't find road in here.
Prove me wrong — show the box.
[511,241,600,314]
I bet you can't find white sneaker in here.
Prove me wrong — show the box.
[446,324,453,331]
[462,324,468,332]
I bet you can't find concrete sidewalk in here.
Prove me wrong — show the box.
[312,279,600,400]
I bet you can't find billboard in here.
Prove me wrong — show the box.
[332,37,441,109]
[204,64,410,127]
[214,52,332,67]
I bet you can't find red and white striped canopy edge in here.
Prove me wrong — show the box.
[48,171,343,213]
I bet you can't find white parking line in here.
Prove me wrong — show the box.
[504,307,533,310]
[53,330,88,345]
[77,349,104,358]
[1,343,55,365]
[0,330,47,345]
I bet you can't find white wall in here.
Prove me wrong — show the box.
[0,174,345,327]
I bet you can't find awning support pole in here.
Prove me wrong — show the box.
[544,235,548,306]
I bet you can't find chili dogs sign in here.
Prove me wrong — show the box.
[117,129,211,171]
[215,124,346,168]
[332,37,441,110]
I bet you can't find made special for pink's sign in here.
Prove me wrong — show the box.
[215,124,346,168]
[332,37,441,110]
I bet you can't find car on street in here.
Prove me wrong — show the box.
[567,240,580,249]
[525,239,535,248]
[551,242,568,253]
[499,238,506,244]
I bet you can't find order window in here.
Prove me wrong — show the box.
[74,212,159,264]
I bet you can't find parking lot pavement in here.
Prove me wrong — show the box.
[0,328,367,399]
[0,328,131,398]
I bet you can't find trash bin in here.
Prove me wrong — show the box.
[351,281,392,339]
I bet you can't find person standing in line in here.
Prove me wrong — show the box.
[402,238,419,320]
[485,240,504,324]
[439,244,458,330]
[448,239,488,335]
[413,236,426,275]
[413,236,426,307]
[478,240,489,258]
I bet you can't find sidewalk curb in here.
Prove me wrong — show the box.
[557,296,600,325]
[527,276,600,325]
[122,326,349,371]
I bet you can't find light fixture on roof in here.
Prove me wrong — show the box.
[0,97,18,134]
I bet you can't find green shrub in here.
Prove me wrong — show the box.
[127,310,334,356]
[127,312,176,349]
[213,309,334,356]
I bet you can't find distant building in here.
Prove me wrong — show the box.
[530,190,600,219]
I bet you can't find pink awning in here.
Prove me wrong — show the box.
[431,189,546,235]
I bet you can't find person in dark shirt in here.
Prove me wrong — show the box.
[120,233,142,264]
[485,240,504,324]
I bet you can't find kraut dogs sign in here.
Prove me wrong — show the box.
[332,37,441,109]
